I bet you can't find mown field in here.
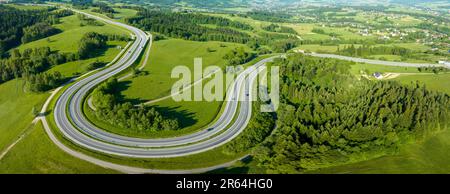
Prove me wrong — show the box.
[112,8,138,22]
[121,39,251,100]
[0,122,116,174]
[349,63,422,75]
[0,79,49,152]
[395,73,450,95]
[348,62,450,95]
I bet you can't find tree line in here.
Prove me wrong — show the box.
[71,0,93,9]
[91,78,179,131]
[337,44,414,58]
[24,71,64,92]
[21,23,61,44]
[223,47,256,66]
[224,100,275,154]
[0,47,75,85]
[242,11,293,23]
[77,14,104,26]
[91,2,116,18]
[254,54,450,173]
[78,32,108,59]
[0,5,72,57]
[263,24,298,35]
[126,10,252,44]
[0,31,125,91]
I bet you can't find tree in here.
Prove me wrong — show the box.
[78,32,107,59]
[90,78,180,132]
[32,106,39,117]
[223,47,256,66]
[255,54,450,173]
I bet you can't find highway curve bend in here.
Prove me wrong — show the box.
[53,9,278,158]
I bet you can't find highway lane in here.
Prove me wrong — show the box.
[43,5,447,172]
[53,8,281,157]
[70,57,277,148]
[57,68,261,158]
[54,8,439,158]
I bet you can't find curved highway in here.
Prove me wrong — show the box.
[53,9,280,158]
[53,8,440,160]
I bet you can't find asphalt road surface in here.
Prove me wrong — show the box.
[53,9,281,158]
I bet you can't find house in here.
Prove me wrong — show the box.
[373,72,383,79]
[438,61,450,68]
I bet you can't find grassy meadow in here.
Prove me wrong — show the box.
[0,122,116,174]
[0,79,49,151]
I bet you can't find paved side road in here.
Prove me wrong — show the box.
[307,52,445,68]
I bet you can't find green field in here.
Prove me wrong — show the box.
[121,39,250,100]
[0,9,131,173]
[112,8,138,22]
[17,15,129,53]
[0,122,116,174]
[295,42,436,63]
[14,14,129,77]
[0,79,49,151]
[47,40,125,77]
[5,4,49,10]
[349,63,422,75]
[395,73,450,95]
[83,39,260,138]
[309,127,450,174]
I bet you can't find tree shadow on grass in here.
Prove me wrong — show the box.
[204,156,254,174]
[111,80,197,128]
[113,80,145,104]
[152,105,197,129]
[86,45,116,59]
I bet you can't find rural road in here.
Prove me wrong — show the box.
[306,52,445,67]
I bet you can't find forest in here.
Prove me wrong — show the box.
[71,0,93,9]
[77,14,105,26]
[24,71,64,92]
[337,45,415,59]
[91,78,179,132]
[91,2,116,18]
[0,47,75,85]
[223,47,256,66]
[21,23,61,44]
[255,54,450,173]
[0,5,72,57]
[126,10,252,44]
[224,100,275,154]
[263,24,298,35]
[242,11,293,23]
[0,29,122,92]
[78,32,108,59]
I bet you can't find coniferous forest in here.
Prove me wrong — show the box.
[0,5,72,57]
[126,10,253,44]
[255,54,450,173]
